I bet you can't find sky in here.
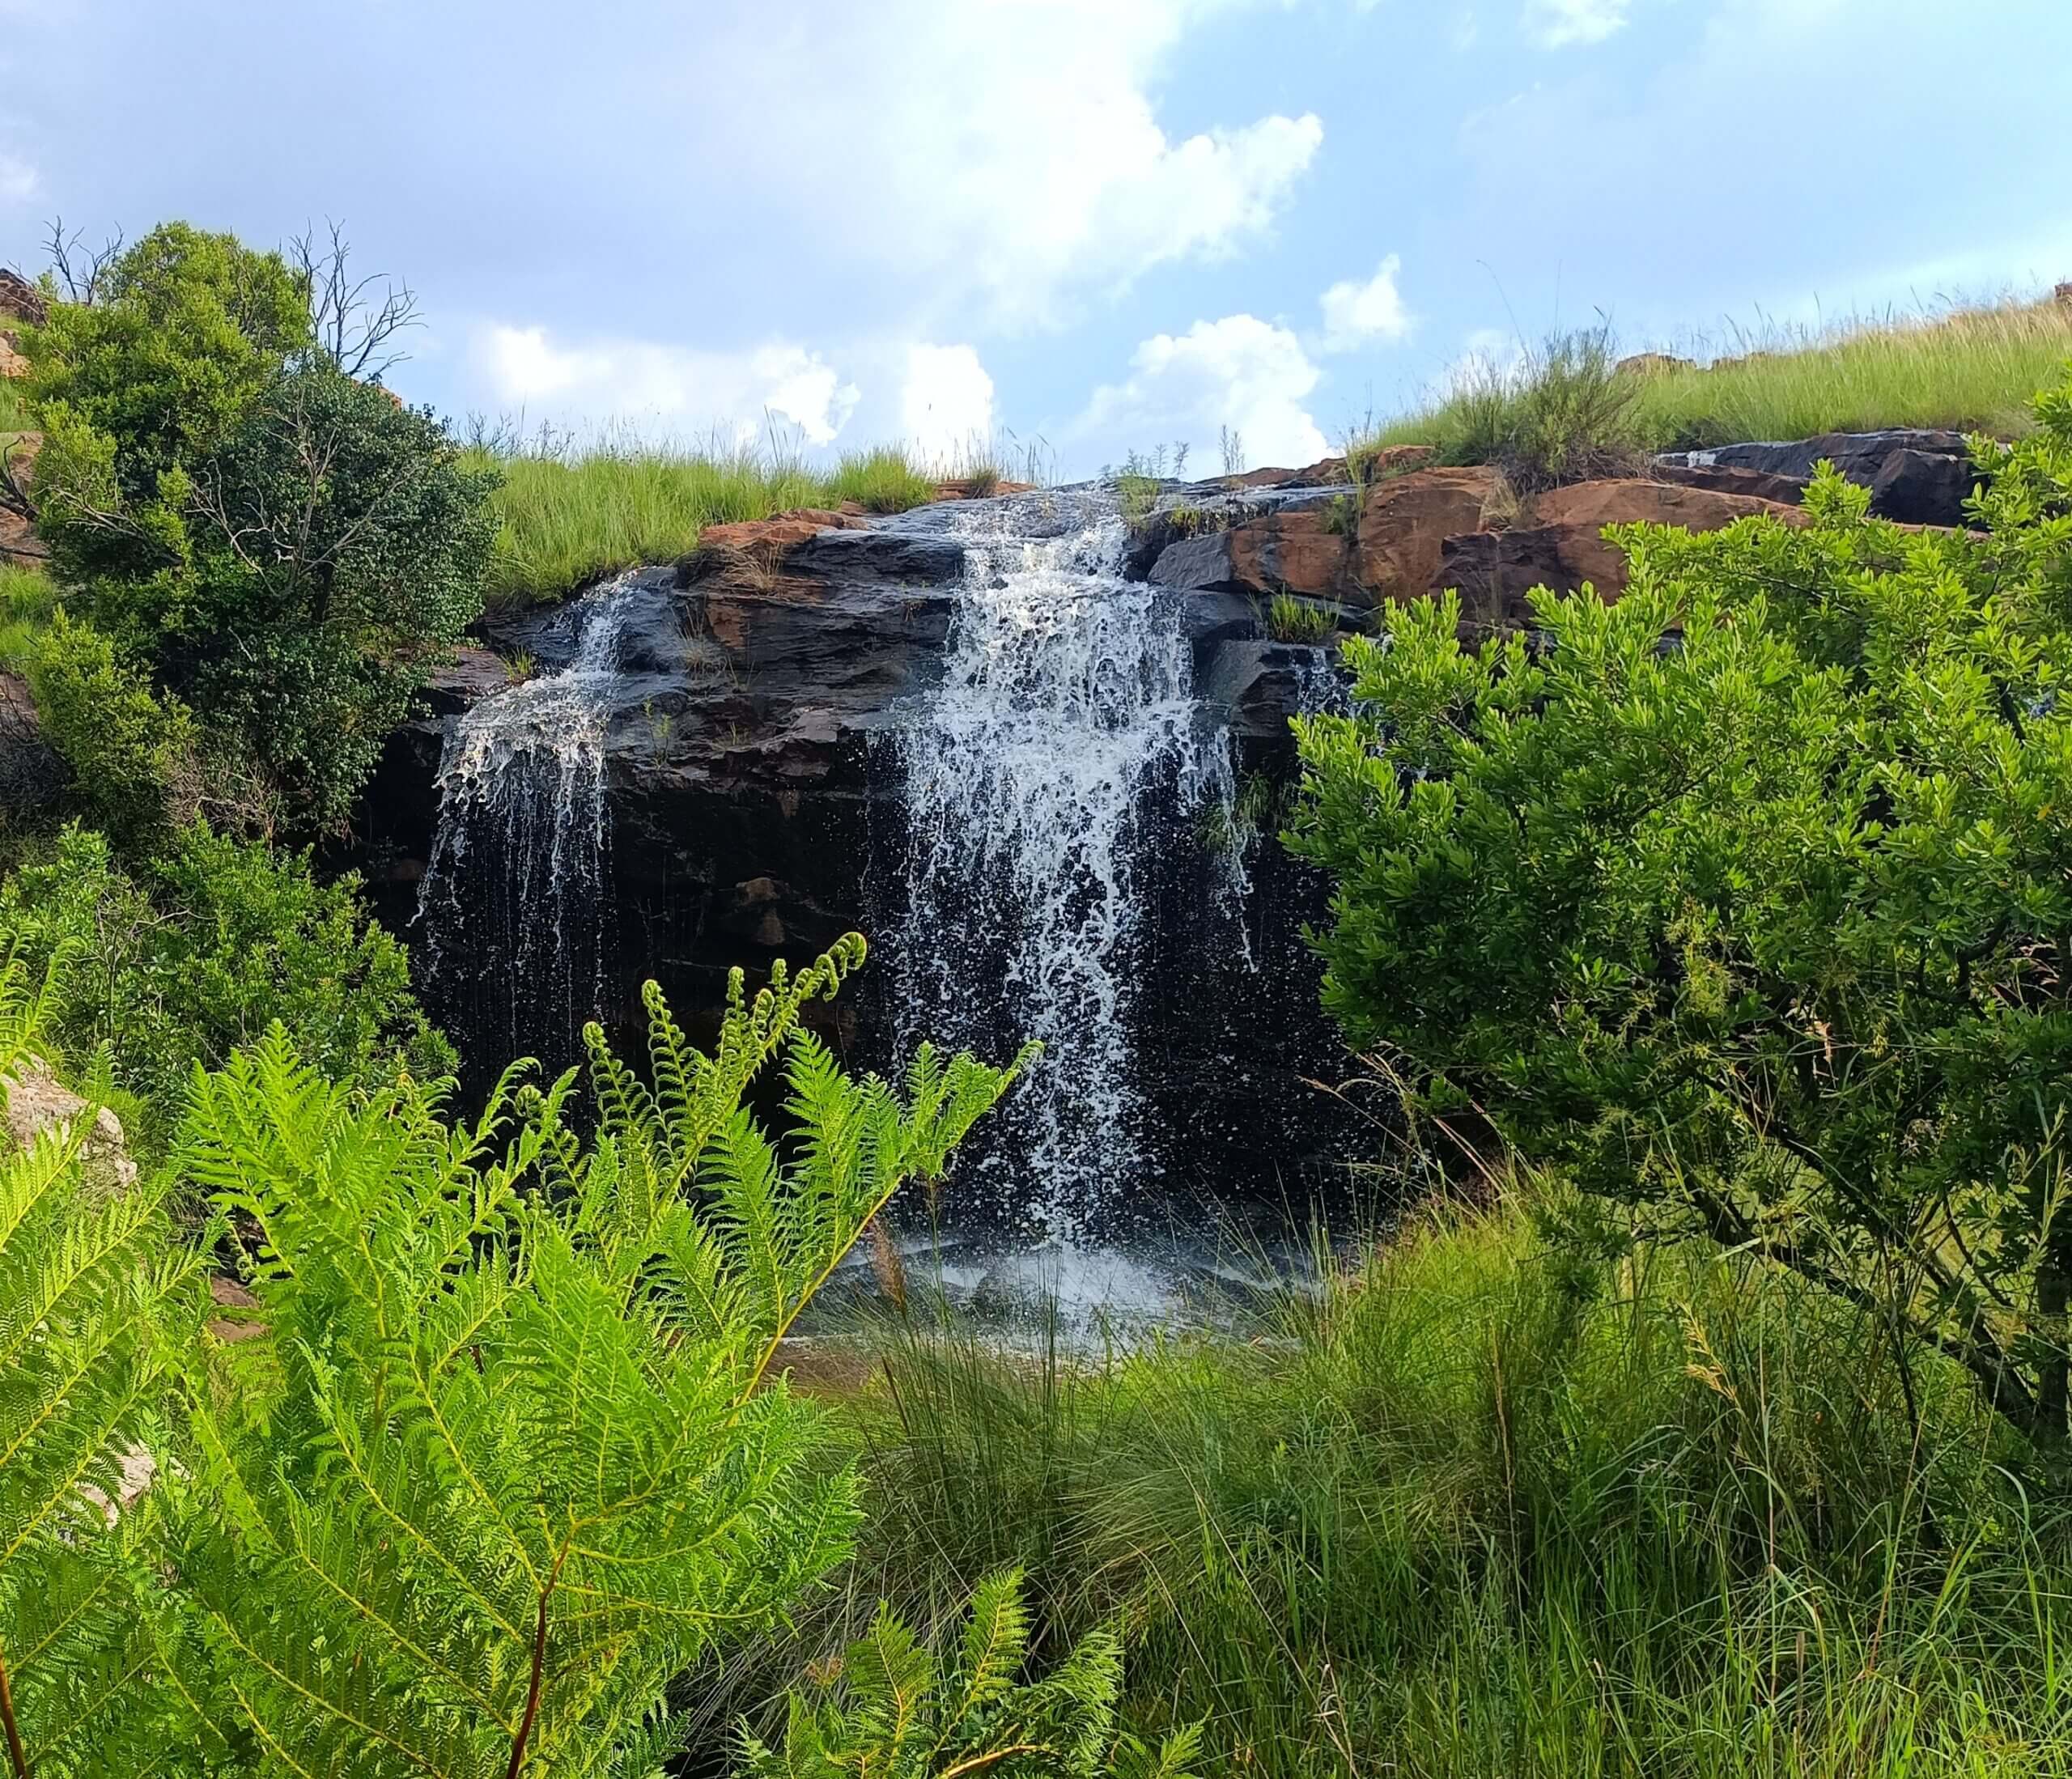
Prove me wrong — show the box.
[6,0,2072,477]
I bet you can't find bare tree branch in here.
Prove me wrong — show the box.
[43,215,124,305]
[290,219,420,381]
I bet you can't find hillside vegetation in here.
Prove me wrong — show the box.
[1356,295,2072,474]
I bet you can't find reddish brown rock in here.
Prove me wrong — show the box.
[0,270,46,333]
[1440,478,1808,630]
[1146,504,1351,598]
[1616,352,1694,377]
[1353,465,1499,604]
[1354,444,1437,482]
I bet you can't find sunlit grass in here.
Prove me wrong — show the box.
[698,1181,2070,1776]
[478,433,940,605]
[1358,295,2072,466]
[0,562,56,673]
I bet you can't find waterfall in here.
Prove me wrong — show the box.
[416,576,637,1070]
[890,490,1242,1238]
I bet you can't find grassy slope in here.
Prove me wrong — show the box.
[479,442,937,606]
[1361,297,2072,462]
[707,1190,2070,1777]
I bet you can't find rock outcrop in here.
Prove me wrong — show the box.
[2,1060,138,1200]
[1654,428,1981,527]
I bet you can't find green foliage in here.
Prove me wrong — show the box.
[1263,592,1335,645]
[745,1571,1202,1779]
[0,564,55,676]
[0,823,451,1146]
[159,936,1026,1775]
[0,948,207,1778]
[23,221,309,542]
[21,222,497,831]
[23,609,214,847]
[168,366,499,829]
[1292,370,2072,1443]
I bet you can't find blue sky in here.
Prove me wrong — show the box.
[6,0,2072,475]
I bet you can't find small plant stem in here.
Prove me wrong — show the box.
[504,1545,570,1779]
[0,1639,29,1779]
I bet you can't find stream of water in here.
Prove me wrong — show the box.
[416,576,638,1069]
[887,490,1246,1241]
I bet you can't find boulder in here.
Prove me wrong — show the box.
[1652,461,1811,505]
[0,269,46,333]
[1147,505,1351,600]
[1354,444,1437,483]
[1656,429,1980,526]
[2,1060,138,1199]
[1438,479,1807,630]
[1353,466,1498,604]
[679,507,868,584]
[1616,352,1694,377]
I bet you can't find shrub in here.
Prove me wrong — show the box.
[23,609,211,848]
[1291,369,2072,1444]
[21,223,497,832]
[171,365,499,829]
[1432,325,1644,491]
[0,822,451,1144]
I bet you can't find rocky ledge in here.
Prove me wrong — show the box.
[1127,425,1977,627]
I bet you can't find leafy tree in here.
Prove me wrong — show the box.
[745,1571,1203,1779]
[17,222,497,830]
[1292,374,2072,1446]
[159,936,1033,1774]
[0,949,207,1778]
[0,822,451,1144]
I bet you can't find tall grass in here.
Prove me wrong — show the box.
[707,1187,2072,1776]
[478,434,937,605]
[1361,296,2072,468]
[0,562,55,673]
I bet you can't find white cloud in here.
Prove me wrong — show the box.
[902,343,996,465]
[1522,0,1631,46]
[474,324,859,444]
[1072,314,1328,472]
[676,0,1323,331]
[1318,254,1412,352]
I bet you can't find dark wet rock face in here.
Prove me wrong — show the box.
[349,493,1366,1235]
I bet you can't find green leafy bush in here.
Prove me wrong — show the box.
[0,823,450,1144]
[20,222,497,831]
[1292,371,2072,1442]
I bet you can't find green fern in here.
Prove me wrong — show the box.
[741,1572,1204,1779]
[167,935,1031,1777]
[0,945,207,1779]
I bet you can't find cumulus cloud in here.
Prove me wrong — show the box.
[1318,254,1412,352]
[474,324,860,445]
[676,0,1323,331]
[1072,314,1327,472]
[1522,0,1631,46]
[901,344,996,466]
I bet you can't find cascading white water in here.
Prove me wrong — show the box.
[892,490,1242,1237]
[417,575,638,1068]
